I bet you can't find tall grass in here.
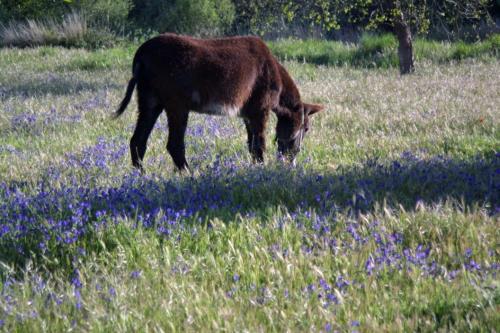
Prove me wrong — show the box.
[0,12,117,48]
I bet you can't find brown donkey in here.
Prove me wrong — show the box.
[114,33,323,171]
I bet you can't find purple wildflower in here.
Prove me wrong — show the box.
[130,270,141,279]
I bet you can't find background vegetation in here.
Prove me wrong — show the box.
[1,0,498,74]
[268,33,499,68]
[1,0,499,44]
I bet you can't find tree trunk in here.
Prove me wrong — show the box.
[393,13,414,75]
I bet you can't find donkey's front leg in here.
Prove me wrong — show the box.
[166,109,190,171]
[244,111,268,163]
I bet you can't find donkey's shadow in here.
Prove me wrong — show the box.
[92,152,499,221]
[1,75,121,100]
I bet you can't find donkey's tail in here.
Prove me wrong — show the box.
[112,77,137,119]
[113,60,141,119]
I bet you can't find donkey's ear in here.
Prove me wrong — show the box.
[304,103,324,116]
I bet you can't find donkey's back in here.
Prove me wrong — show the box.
[126,34,280,118]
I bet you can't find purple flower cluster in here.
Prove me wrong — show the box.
[64,137,128,173]
[10,112,37,130]
[74,91,110,112]
[6,90,112,137]
[8,107,82,136]
[0,145,19,155]
[1,137,498,264]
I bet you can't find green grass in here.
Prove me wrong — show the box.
[0,43,498,332]
[3,30,498,68]
[268,33,500,68]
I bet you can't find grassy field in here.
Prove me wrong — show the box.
[0,43,499,332]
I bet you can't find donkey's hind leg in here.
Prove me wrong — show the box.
[130,91,163,171]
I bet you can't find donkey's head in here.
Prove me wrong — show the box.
[273,62,324,162]
[275,103,324,162]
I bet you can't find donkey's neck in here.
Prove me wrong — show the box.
[277,62,301,109]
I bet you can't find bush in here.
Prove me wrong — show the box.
[73,0,132,33]
[231,1,287,36]
[169,0,235,36]
[0,0,67,21]
[130,0,235,37]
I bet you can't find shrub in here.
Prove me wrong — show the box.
[231,1,288,36]
[73,0,132,33]
[169,0,235,36]
[130,0,235,37]
[0,0,67,21]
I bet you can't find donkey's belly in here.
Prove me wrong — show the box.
[189,90,243,117]
[193,103,241,117]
